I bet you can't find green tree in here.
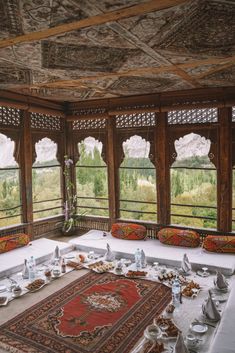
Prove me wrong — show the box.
[93,174,104,197]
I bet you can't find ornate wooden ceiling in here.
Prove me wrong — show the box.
[0,0,234,102]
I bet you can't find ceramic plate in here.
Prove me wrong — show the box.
[190,322,208,334]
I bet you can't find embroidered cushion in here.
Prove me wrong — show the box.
[157,228,200,248]
[111,223,147,240]
[203,235,235,253]
[0,233,30,253]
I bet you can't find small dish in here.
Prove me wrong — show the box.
[190,322,208,334]
[0,296,8,306]
[197,270,210,277]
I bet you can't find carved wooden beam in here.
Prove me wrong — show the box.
[21,56,235,90]
[196,62,235,80]
[0,0,188,48]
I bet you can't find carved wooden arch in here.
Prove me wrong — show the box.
[32,133,63,165]
[0,130,20,166]
[72,131,107,165]
[168,127,217,168]
[116,130,155,168]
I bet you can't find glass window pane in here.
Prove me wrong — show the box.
[119,135,157,222]
[170,133,217,229]
[0,133,21,227]
[33,138,62,220]
[76,138,108,217]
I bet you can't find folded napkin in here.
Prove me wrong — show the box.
[214,271,228,290]
[104,243,115,262]
[174,332,189,353]
[181,253,191,274]
[141,249,147,268]
[22,259,29,279]
[202,291,221,322]
[50,245,61,264]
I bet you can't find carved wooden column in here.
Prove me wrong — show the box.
[107,117,119,225]
[20,110,33,237]
[155,112,170,225]
[217,107,232,232]
[64,120,76,206]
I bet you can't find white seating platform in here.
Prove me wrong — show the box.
[208,281,235,353]
[0,238,74,278]
[69,230,235,275]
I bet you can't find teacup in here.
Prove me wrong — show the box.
[12,285,22,297]
[186,334,199,348]
[144,324,162,341]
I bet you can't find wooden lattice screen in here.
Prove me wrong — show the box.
[72,118,106,130]
[168,108,218,124]
[115,112,156,128]
[0,106,22,127]
[232,107,235,122]
[30,112,62,131]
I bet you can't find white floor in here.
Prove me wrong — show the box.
[69,230,235,275]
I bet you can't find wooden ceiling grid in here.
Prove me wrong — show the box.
[0,0,234,103]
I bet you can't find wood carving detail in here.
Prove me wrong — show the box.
[0,0,23,35]
[201,66,235,82]
[21,0,86,32]
[0,66,31,85]
[157,1,235,58]
[109,76,177,94]
[42,41,139,72]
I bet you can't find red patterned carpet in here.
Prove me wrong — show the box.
[0,272,171,353]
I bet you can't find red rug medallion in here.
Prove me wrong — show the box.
[0,272,171,353]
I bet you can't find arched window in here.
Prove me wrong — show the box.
[0,133,21,227]
[76,137,108,216]
[119,135,156,222]
[32,138,62,219]
[170,133,217,228]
